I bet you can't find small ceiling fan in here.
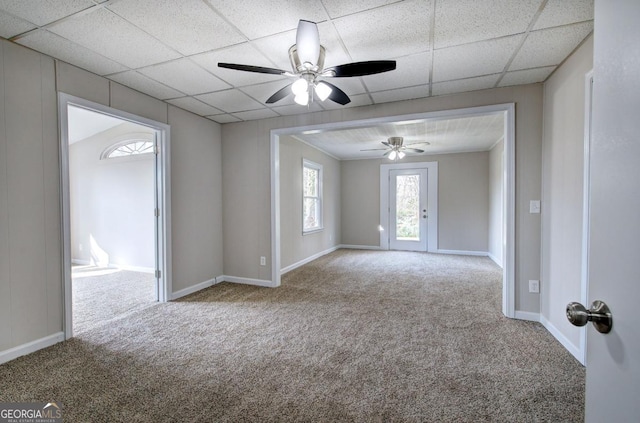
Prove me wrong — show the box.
[218,20,396,106]
[360,137,430,160]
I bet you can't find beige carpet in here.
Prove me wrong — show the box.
[72,266,156,334]
[0,250,584,422]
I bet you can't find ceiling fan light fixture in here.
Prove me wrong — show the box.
[294,93,309,106]
[292,78,308,96]
[398,151,406,159]
[314,82,332,101]
[389,150,398,160]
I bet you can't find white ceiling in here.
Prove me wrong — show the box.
[2,0,594,126]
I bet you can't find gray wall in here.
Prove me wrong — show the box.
[70,123,155,270]
[280,136,340,269]
[540,35,593,348]
[0,39,223,356]
[222,83,543,314]
[488,139,504,266]
[340,151,489,252]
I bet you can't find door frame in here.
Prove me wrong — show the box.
[381,162,438,252]
[270,103,515,318]
[58,93,172,339]
[579,70,594,365]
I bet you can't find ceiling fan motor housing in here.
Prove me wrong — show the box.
[388,137,404,147]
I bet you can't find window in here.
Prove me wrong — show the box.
[303,159,323,233]
[101,139,154,159]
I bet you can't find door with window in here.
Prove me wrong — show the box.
[389,169,428,251]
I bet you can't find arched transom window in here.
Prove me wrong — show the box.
[101,137,154,159]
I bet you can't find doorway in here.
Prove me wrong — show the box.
[59,93,172,338]
[389,169,428,251]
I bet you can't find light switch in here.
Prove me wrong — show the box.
[530,200,541,214]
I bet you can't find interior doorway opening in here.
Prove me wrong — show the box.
[59,94,172,338]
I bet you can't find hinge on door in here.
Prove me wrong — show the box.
[155,270,161,279]
[154,208,160,217]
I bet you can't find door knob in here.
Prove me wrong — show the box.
[566,300,613,334]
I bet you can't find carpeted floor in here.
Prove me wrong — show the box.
[72,266,156,334]
[0,250,585,422]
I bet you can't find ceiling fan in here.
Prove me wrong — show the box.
[218,20,396,106]
[360,137,430,160]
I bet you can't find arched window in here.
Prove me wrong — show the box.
[101,137,154,159]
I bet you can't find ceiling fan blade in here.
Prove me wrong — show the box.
[321,81,351,105]
[406,141,431,146]
[381,141,392,147]
[325,60,397,77]
[383,150,391,157]
[296,20,320,65]
[266,83,293,104]
[360,148,390,151]
[404,148,425,153]
[218,62,289,75]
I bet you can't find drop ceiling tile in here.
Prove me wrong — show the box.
[321,0,400,19]
[207,114,242,124]
[240,80,295,105]
[0,0,95,26]
[167,97,223,116]
[432,74,500,96]
[107,0,245,56]
[0,11,35,38]
[196,89,265,113]
[271,101,324,116]
[49,8,180,69]
[319,93,372,110]
[191,43,286,87]
[334,0,431,62]
[108,70,184,99]
[371,85,430,104]
[433,34,523,82]
[362,52,430,92]
[434,0,540,49]
[233,108,280,121]
[499,66,556,87]
[138,58,230,95]
[208,0,328,40]
[510,21,593,71]
[534,0,594,30]
[17,30,127,75]
[325,78,367,96]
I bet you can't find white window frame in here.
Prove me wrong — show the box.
[302,159,323,234]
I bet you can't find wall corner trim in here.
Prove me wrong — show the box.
[0,332,65,365]
[221,275,278,288]
[487,252,503,268]
[171,277,219,300]
[540,315,584,365]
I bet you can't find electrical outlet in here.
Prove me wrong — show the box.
[260,256,266,266]
[529,280,540,293]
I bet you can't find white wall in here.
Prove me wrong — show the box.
[222,83,543,314]
[540,35,593,351]
[69,122,155,270]
[488,139,504,266]
[280,136,340,270]
[1,41,223,361]
[340,151,490,252]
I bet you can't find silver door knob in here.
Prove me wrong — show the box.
[566,300,613,334]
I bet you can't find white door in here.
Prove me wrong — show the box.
[389,169,428,251]
[580,1,640,421]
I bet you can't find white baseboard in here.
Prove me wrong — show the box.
[436,249,489,256]
[71,259,155,274]
[281,245,340,274]
[171,277,219,300]
[0,332,65,365]
[221,275,278,288]
[339,244,382,250]
[540,315,584,365]
[487,252,503,268]
[514,310,540,322]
